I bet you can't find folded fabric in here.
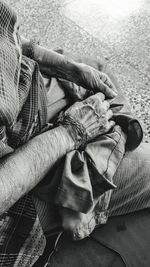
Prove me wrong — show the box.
[55,125,126,214]
[33,54,143,222]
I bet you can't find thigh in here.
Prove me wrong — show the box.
[43,76,69,122]
[49,234,125,267]
[109,143,150,216]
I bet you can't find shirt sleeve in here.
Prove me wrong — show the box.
[0,1,22,126]
[0,126,14,159]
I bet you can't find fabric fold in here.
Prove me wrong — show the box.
[55,125,126,213]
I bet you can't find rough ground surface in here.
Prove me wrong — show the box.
[6,0,150,142]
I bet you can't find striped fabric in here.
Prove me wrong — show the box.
[0,0,21,126]
[8,55,47,148]
[0,195,45,267]
[0,2,47,266]
[109,143,150,216]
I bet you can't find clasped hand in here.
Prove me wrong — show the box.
[78,63,117,99]
[59,62,117,101]
[59,93,115,149]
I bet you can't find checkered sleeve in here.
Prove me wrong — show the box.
[0,1,22,127]
[0,3,46,266]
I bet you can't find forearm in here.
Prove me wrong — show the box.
[21,37,117,99]
[21,37,81,83]
[0,126,74,215]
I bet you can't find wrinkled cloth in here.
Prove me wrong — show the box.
[55,126,126,215]
[34,143,150,267]
[0,1,143,266]
[34,68,142,227]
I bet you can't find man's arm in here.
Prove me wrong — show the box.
[21,37,84,83]
[0,91,114,215]
[21,37,117,99]
[0,126,74,215]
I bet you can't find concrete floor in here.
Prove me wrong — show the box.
[6,0,150,142]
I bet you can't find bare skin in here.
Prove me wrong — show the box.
[54,93,115,240]
[20,38,117,238]
[21,37,117,99]
[0,126,73,215]
[0,94,113,216]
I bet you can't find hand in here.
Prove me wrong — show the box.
[57,93,115,149]
[58,78,92,101]
[77,63,117,99]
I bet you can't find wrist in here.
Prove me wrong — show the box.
[56,125,76,152]
[56,112,87,150]
[21,37,39,60]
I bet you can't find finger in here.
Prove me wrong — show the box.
[102,75,115,90]
[87,118,115,139]
[105,78,113,89]
[81,97,109,126]
[106,109,113,120]
[107,120,115,131]
[93,100,110,116]
[83,94,106,121]
[97,81,117,99]
[87,121,100,133]
[83,92,105,105]
[87,124,102,141]
[59,79,91,101]
[101,100,110,111]
[99,72,117,91]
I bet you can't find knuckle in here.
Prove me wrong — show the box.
[101,117,107,127]
[103,101,108,110]
[84,96,94,105]
[104,118,108,126]
[101,107,107,114]
[107,109,112,118]
[105,122,110,130]
[109,110,113,117]
[107,100,110,108]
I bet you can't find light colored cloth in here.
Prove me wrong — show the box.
[34,143,150,267]
[109,142,150,215]
[33,69,143,232]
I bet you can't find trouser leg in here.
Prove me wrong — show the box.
[33,142,150,232]
[109,142,150,216]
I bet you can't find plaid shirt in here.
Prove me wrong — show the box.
[0,2,47,266]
